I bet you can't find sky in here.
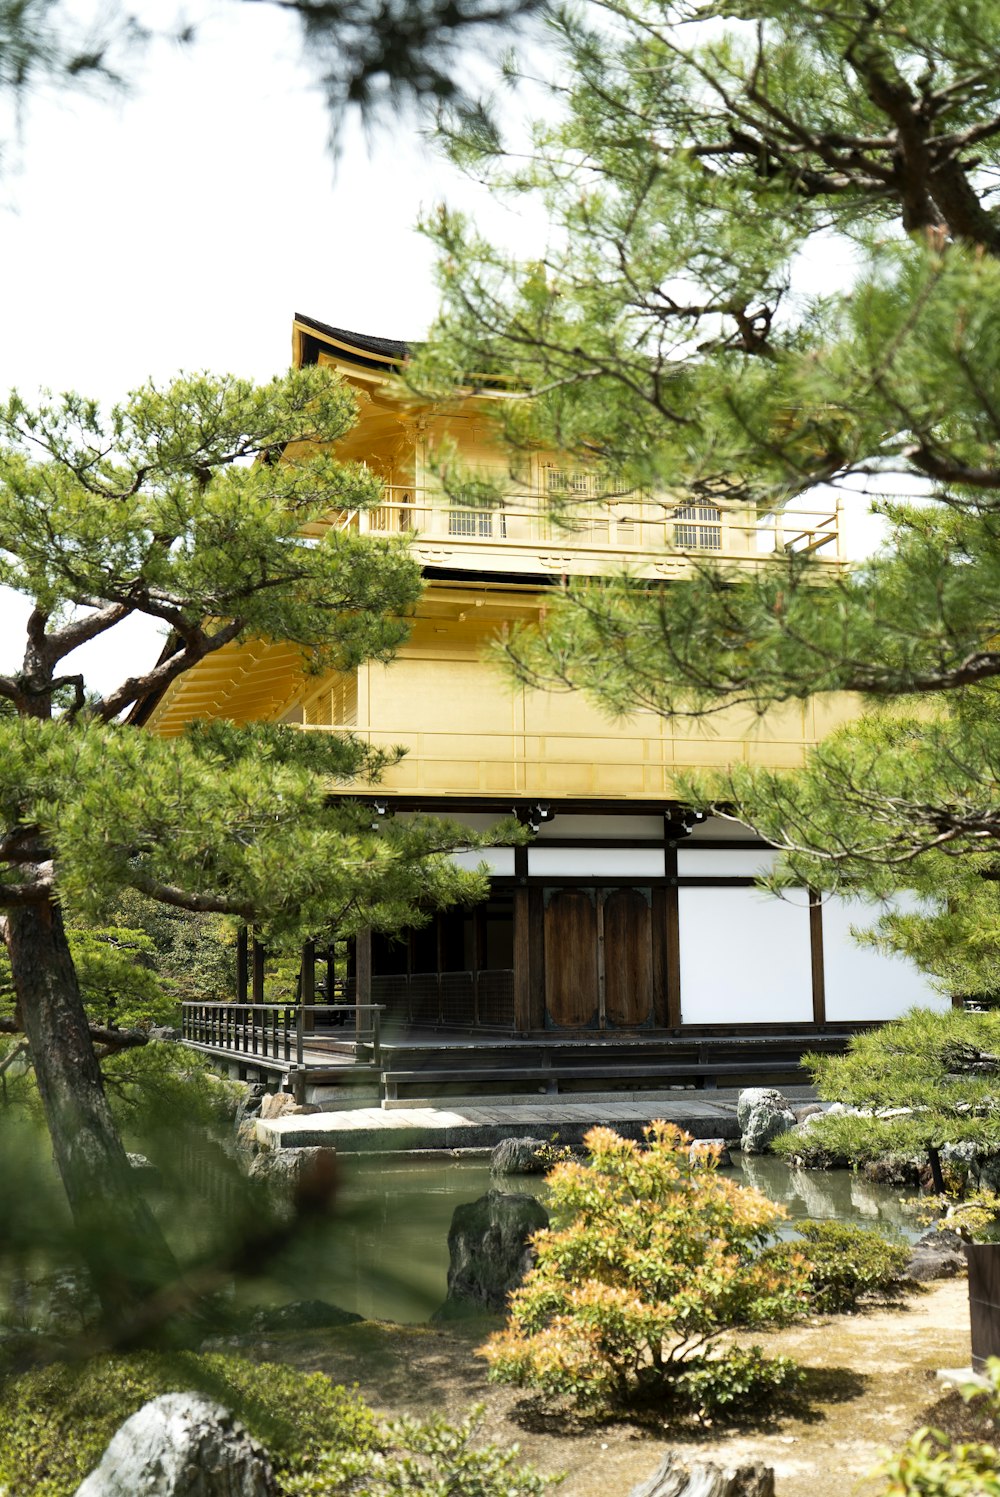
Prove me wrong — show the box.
[0,0,528,689]
[0,2,887,695]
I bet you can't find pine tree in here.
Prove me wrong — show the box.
[0,367,494,1319]
[419,0,1000,964]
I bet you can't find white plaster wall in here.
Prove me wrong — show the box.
[528,846,666,878]
[676,848,781,878]
[678,886,814,1024]
[821,896,947,1021]
[449,849,517,875]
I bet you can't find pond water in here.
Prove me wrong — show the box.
[260,1152,922,1325]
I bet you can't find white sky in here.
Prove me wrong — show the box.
[0,1,527,689]
[0,3,888,695]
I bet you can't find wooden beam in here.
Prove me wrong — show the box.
[809,892,826,1025]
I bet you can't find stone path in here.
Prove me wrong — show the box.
[254,1086,817,1153]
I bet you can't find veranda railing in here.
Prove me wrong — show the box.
[181,1001,385,1066]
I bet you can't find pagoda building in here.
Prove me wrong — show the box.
[145,316,944,1093]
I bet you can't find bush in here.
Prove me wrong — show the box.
[875,1357,1000,1495]
[480,1121,809,1413]
[773,1009,1000,1176]
[763,1221,910,1313]
[283,1409,553,1496]
[0,1354,549,1497]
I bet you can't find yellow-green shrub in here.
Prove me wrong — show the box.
[480,1122,809,1412]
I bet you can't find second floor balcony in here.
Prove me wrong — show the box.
[326,483,846,580]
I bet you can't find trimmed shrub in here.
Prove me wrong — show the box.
[763,1221,910,1313]
[480,1121,809,1413]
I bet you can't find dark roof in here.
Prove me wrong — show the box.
[294,314,412,368]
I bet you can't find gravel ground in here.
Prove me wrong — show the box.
[250,1277,974,1497]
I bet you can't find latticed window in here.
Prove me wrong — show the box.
[302,671,358,727]
[674,502,722,550]
[448,507,495,537]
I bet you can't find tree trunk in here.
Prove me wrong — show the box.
[5,897,178,1322]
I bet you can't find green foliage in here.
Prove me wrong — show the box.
[419,0,1000,953]
[673,1347,802,1422]
[481,1121,808,1412]
[282,1408,554,1497]
[764,1221,910,1314]
[0,1356,551,1497]
[875,1358,1000,1495]
[0,1352,378,1497]
[770,1111,943,1173]
[0,893,235,1031]
[772,1010,1000,1176]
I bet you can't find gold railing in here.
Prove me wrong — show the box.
[327,485,845,569]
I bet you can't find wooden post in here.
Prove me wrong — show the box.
[809,892,826,1026]
[355,926,372,1047]
[236,925,248,1004]
[301,940,316,1034]
[252,937,265,1005]
[513,887,531,1033]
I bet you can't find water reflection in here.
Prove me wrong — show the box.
[729,1154,915,1238]
[283,1153,917,1324]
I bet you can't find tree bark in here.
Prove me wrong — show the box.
[4,896,178,1322]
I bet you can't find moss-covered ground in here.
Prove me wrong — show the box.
[226,1278,972,1497]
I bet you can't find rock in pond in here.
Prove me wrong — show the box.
[247,1146,338,1208]
[490,1137,549,1175]
[907,1228,968,1282]
[628,1451,774,1496]
[737,1088,797,1155]
[75,1393,274,1496]
[436,1188,549,1316]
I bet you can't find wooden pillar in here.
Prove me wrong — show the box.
[663,832,682,1030]
[301,940,316,1034]
[326,943,337,1004]
[528,887,546,1031]
[355,926,372,1044]
[809,892,827,1026]
[236,925,249,1004]
[251,937,265,1005]
[664,886,682,1030]
[513,887,531,1033]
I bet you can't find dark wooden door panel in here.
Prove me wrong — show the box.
[544,888,599,1028]
[603,887,653,1028]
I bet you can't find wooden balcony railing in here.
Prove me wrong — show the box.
[181,1001,385,1065]
[323,486,845,574]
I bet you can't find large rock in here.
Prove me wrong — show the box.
[737,1088,797,1155]
[438,1189,549,1314]
[628,1451,774,1497]
[75,1393,274,1496]
[907,1228,968,1282]
[490,1137,549,1175]
[247,1147,338,1208]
